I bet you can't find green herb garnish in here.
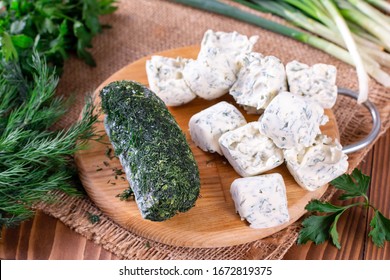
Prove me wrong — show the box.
[87,212,100,224]
[116,188,134,201]
[298,168,390,249]
[0,0,117,228]
[172,0,390,102]
[105,146,115,160]
[0,0,118,77]
[0,53,100,228]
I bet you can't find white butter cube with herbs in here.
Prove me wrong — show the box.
[258,92,328,149]
[286,60,337,109]
[284,134,349,191]
[145,56,196,106]
[182,55,237,100]
[230,52,287,113]
[230,174,290,229]
[183,30,258,100]
[189,101,247,155]
[198,29,259,72]
[219,122,284,177]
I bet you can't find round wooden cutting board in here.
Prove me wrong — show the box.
[75,46,339,248]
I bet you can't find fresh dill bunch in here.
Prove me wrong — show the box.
[0,52,100,228]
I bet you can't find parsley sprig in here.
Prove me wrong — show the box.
[0,0,117,77]
[298,168,390,249]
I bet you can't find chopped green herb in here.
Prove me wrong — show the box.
[116,188,135,201]
[112,167,124,176]
[105,146,115,160]
[87,212,100,224]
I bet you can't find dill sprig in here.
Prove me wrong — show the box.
[0,53,100,228]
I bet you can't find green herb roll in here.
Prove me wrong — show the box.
[100,80,200,221]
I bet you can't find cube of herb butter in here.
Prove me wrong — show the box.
[182,55,237,100]
[230,174,290,229]
[258,92,328,149]
[286,60,337,109]
[146,56,196,106]
[284,134,349,191]
[230,52,287,113]
[189,101,247,155]
[183,30,258,100]
[219,122,284,177]
[198,29,259,72]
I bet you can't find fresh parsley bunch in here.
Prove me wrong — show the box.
[298,168,390,249]
[0,0,117,76]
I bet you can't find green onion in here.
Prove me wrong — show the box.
[172,0,308,39]
[172,0,390,102]
[348,0,390,32]
[338,1,390,51]
[366,0,390,14]
[322,0,368,103]
[172,0,351,63]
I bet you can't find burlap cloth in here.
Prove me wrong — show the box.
[36,0,390,259]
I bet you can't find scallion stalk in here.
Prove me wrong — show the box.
[322,0,368,103]
[282,0,334,27]
[172,0,390,100]
[173,0,351,61]
[366,0,390,14]
[172,0,308,39]
[348,0,390,32]
[365,47,390,66]
[245,0,337,45]
[338,1,390,51]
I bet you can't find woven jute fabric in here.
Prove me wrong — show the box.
[37,0,390,260]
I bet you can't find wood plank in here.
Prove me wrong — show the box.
[0,224,21,260]
[364,130,390,260]
[0,214,117,260]
[27,211,57,260]
[16,218,34,260]
[99,246,119,260]
[48,221,86,260]
[83,239,105,260]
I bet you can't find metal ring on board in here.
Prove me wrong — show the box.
[337,88,381,154]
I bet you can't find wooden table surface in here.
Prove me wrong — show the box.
[1,130,389,260]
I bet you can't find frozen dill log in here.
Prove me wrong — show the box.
[100,80,200,221]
